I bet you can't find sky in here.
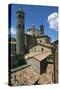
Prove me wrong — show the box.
[9,4,58,42]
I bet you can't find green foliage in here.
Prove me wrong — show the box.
[11,54,27,69]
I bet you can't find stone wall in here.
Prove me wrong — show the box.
[55,45,58,83]
[29,44,52,53]
[26,57,54,84]
[36,36,50,44]
[27,58,40,74]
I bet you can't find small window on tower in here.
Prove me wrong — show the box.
[17,24,21,28]
[40,40,42,43]
[18,15,21,18]
[17,15,21,19]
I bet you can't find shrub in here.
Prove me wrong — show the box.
[11,54,27,69]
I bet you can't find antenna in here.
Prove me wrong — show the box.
[40,16,44,26]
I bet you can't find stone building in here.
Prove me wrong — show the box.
[51,40,58,83]
[9,9,58,85]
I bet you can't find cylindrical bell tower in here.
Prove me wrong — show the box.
[16,9,25,55]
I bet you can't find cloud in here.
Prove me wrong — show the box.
[25,31,33,35]
[48,12,58,31]
[9,28,16,38]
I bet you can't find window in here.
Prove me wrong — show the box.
[40,40,42,43]
[41,48,43,51]
[17,15,24,19]
[17,24,21,28]
[17,15,21,19]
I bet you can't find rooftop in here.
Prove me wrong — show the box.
[33,52,51,62]
[35,35,51,39]
[25,51,51,62]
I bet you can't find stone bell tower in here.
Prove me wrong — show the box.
[16,9,25,55]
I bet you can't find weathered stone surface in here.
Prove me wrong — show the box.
[38,64,54,84]
[10,66,39,86]
[10,63,54,86]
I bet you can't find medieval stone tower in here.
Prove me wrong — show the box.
[40,24,44,35]
[16,9,25,55]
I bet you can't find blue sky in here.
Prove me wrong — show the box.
[9,4,58,42]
